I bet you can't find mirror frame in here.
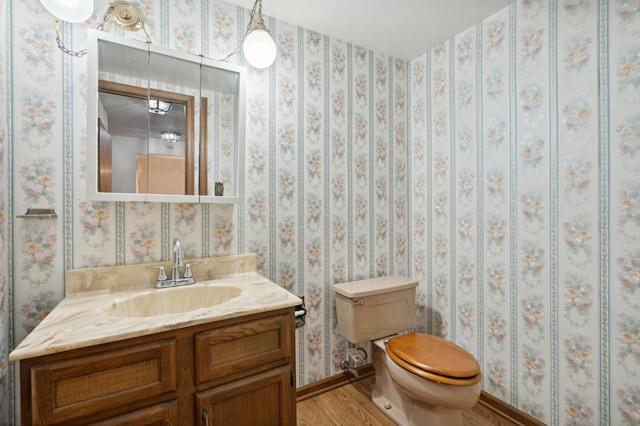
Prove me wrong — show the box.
[86,29,246,203]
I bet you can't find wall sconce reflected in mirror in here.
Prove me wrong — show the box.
[39,0,151,57]
[149,99,173,115]
[161,131,182,149]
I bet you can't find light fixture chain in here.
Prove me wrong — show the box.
[95,4,115,32]
[214,0,259,62]
[54,19,87,57]
[244,0,258,39]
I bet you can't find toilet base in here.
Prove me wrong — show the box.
[372,386,464,426]
[372,388,408,425]
[371,338,469,426]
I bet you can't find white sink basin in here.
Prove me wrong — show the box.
[104,285,242,317]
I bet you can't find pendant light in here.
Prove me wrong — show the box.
[241,0,277,69]
[39,0,94,23]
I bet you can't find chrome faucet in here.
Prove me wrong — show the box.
[147,238,196,289]
[172,237,183,281]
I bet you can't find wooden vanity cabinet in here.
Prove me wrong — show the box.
[19,308,296,425]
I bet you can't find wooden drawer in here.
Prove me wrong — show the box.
[88,399,178,426]
[195,311,292,385]
[29,338,177,425]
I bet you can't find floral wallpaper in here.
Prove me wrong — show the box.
[409,0,640,424]
[0,0,11,422]
[0,0,638,425]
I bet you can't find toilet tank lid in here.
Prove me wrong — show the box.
[332,275,418,298]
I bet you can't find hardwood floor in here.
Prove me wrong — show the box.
[297,374,526,426]
[297,375,395,426]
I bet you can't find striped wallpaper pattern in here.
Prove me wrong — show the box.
[0,0,639,424]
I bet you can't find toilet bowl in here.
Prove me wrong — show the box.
[332,276,482,426]
[372,333,481,426]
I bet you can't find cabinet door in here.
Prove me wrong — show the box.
[196,364,294,426]
[88,399,178,426]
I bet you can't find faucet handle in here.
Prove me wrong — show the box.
[183,264,193,279]
[145,265,167,281]
[183,262,203,279]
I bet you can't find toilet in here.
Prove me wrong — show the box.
[333,275,481,426]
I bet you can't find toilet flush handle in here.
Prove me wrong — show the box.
[352,298,364,305]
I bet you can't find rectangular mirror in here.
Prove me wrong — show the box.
[86,29,246,203]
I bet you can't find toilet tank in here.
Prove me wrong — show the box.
[332,275,418,344]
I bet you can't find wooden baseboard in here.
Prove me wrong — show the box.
[297,366,545,426]
[296,364,375,402]
[477,391,546,426]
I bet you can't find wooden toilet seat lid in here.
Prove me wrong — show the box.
[386,332,481,386]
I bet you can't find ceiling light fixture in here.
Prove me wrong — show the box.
[220,0,277,69]
[39,0,151,57]
[40,0,276,68]
[161,131,182,147]
[148,99,173,115]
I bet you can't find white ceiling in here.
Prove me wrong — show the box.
[223,0,514,60]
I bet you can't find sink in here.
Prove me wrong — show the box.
[105,285,242,317]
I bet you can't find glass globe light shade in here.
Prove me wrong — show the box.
[242,29,277,69]
[40,0,94,23]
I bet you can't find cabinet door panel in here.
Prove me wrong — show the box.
[195,365,294,426]
[194,311,292,384]
[30,338,177,425]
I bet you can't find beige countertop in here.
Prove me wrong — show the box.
[10,254,302,361]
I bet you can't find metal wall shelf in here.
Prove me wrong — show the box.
[16,208,58,219]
